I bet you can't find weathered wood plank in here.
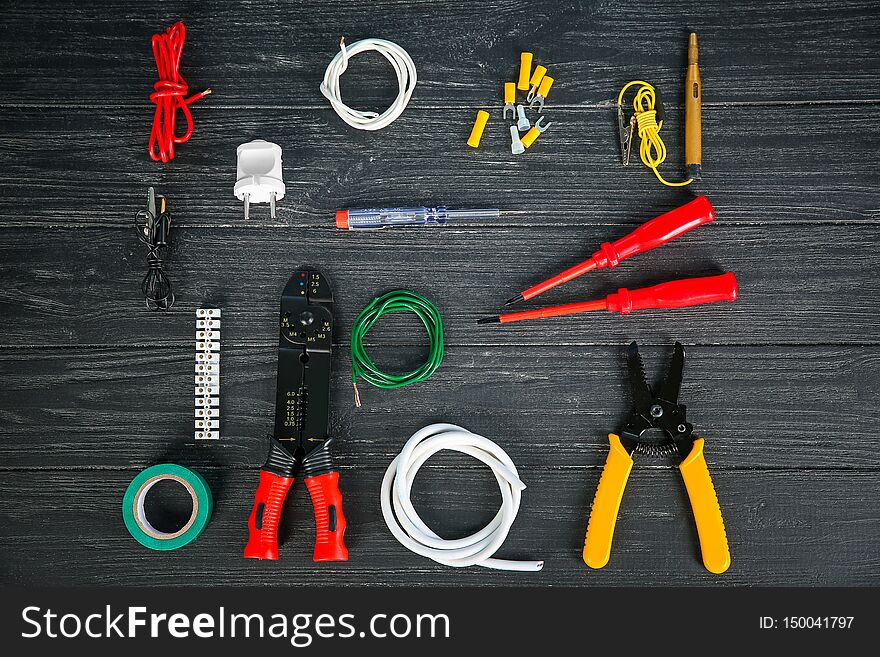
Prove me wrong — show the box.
[0,224,876,347]
[0,344,876,469]
[0,0,877,590]
[1,0,878,107]
[1,467,876,586]
[0,105,877,228]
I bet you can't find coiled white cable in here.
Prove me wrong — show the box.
[381,423,544,572]
[319,37,417,131]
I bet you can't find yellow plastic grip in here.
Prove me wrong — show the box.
[583,434,634,568]
[504,82,515,104]
[679,439,731,574]
[529,65,547,87]
[518,52,533,90]
[537,75,554,98]
[521,126,541,149]
[467,110,490,148]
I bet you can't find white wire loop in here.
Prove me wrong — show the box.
[380,423,544,572]
[319,37,417,131]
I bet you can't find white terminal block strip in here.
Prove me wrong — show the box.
[195,309,221,440]
[234,139,285,220]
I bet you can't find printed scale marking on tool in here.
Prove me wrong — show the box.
[583,342,731,574]
[244,269,348,562]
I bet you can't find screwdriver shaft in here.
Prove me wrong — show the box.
[519,258,599,301]
[497,299,607,323]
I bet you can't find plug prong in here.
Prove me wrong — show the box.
[244,193,250,221]
[270,192,276,219]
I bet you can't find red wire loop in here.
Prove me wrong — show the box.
[148,22,210,162]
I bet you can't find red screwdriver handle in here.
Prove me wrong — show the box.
[518,197,715,302]
[244,470,294,560]
[592,196,715,269]
[305,471,349,561]
[607,272,739,314]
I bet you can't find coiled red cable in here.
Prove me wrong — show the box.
[148,22,211,162]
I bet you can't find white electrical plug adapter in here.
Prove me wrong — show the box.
[234,139,285,219]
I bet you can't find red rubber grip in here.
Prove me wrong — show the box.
[305,472,348,562]
[244,470,294,560]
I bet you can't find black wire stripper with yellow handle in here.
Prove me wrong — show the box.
[583,341,730,574]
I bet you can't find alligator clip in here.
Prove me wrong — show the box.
[617,103,634,165]
[583,342,731,574]
[141,186,167,242]
[244,269,348,562]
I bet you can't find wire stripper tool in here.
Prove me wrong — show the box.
[244,268,348,562]
[583,342,730,574]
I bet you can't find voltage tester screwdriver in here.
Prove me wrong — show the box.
[479,272,738,324]
[685,33,702,181]
[336,206,500,230]
[505,196,715,305]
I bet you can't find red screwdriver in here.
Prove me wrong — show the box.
[479,272,738,324]
[505,196,716,305]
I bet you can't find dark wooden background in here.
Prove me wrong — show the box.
[1,0,878,587]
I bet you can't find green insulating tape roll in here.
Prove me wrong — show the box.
[122,464,213,551]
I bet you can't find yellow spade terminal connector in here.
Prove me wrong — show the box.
[537,75,554,99]
[467,110,490,148]
[503,82,516,119]
[518,52,533,90]
[521,116,552,149]
[521,126,541,149]
[527,65,547,100]
[529,75,555,112]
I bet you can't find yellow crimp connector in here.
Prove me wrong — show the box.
[504,82,515,104]
[467,110,490,148]
[518,52,533,90]
[537,75,554,99]
[521,126,541,149]
[529,65,547,88]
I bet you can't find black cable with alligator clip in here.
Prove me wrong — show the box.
[134,189,174,311]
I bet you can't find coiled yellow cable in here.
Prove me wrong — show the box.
[618,80,693,187]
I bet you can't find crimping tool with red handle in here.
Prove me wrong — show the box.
[244,268,348,562]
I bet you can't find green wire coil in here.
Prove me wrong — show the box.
[350,290,444,407]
